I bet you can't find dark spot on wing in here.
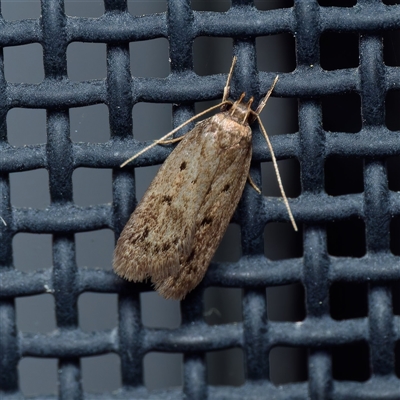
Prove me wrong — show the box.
[162,243,171,251]
[187,250,195,263]
[222,183,230,192]
[162,195,173,205]
[180,161,187,171]
[201,216,213,226]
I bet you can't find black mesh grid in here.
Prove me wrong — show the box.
[1,0,400,398]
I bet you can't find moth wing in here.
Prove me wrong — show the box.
[153,133,252,300]
[113,119,223,282]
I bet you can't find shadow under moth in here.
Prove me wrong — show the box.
[113,57,297,300]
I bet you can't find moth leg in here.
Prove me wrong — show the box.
[222,56,237,102]
[121,103,231,168]
[256,115,298,231]
[254,75,279,116]
[247,174,261,194]
[121,58,237,168]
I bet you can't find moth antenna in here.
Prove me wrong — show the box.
[120,101,231,167]
[222,56,237,102]
[256,114,298,231]
[158,136,185,145]
[254,75,279,116]
[122,57,240,168]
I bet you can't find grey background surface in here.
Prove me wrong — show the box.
[7,0,303,396]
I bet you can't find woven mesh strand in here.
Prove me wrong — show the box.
[1,0,400,398]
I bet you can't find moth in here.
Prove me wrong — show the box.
[113,57,297,300]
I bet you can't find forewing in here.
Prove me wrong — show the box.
[113,119,223,282]
[153,136,252,299]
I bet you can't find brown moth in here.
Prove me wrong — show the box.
[113,57,297,300]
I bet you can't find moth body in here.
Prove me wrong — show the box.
[113,99,253,300]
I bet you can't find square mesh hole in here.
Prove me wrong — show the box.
[78,293,118,331]
[2,0,41,20]
[322,93,361,133]
[255,0,294,10]
[390,216,400,256]
[130,39,170,78]
[140,292,181,328]
[194,89,298,137]
[195,99,222,117]
[65,0,105,17]
[67,43,107,81]
[392,281,400,315]
[383,30,400,66]
[212,224,242,263]
[320,32,359,70]
[203,287,243,325]
[332,342,370,382]
[262,159,300,198]
[10,169,50,209]
[269,346,308,385]
[318,0,356,6]
[70,104,110,143]
[385,90,400,131]
[75,230,114,270]
[16,294,56,333]
[7,108,46,147]
[19,358,58,397]
[256,34,296,72]
[81,354,121,393]
[128,1,167,15]
[330,282,368,320]
[132,103,173,142]
[72,168,112,206]
[144,353,183,390]
[206,348,245,386]
[325,157,364,195]
[4,44,44,83]
[327,219,366,258]
[193,38,233,75]
[191,1,230,11]
[259,97,298,136]
[264,223,303,260]
[387,156,400,191]
[266,283,305,321]
[13,233,52,272]
[395,341,400,378]
[135,164,161,202]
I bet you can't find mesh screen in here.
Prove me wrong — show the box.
[1,0,400,398]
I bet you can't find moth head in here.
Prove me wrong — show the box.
[224,93,255,126]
